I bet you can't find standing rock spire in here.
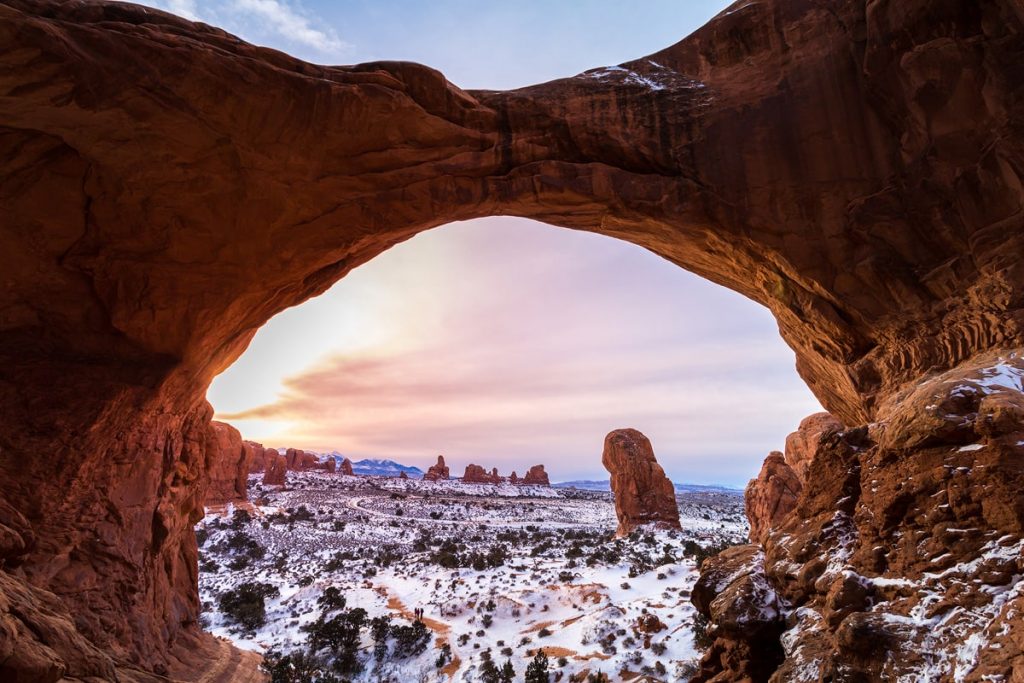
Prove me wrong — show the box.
[601,429,680,537]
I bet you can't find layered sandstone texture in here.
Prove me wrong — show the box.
[601,429,681,537]
[1,0,1023,679]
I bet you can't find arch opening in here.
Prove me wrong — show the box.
[1,0,1022,680]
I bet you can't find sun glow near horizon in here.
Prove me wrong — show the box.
[208,218,822,487]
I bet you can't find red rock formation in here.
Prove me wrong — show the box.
[601,429,680,537]
[744,452,801,545]
[462,464,501,484]
[245,441,272,473]
[284,448,318,471]
[695,354,1024,681]
[509,471,519,484]
[205,421,251,506]
[783,412,842,485]
[262,453,288,487]
[340,458,354,476]
[1,0,1023,677]
[521,464,550,486]
[323,457,336,474]
[423,456,450,481]
[399,470,408,480]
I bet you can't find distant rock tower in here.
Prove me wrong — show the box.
[601,429,680,537]
[262,452,288,487]
[522,464,550,486]
[340,457,354,476]
[423,455,450,481]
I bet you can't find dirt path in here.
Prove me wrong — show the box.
[187,637,266,683]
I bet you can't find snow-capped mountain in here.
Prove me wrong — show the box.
[350,458,424,478]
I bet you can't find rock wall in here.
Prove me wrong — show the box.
[601,429,681,537]
[1,0,1022,677]
[695,354,1024,681]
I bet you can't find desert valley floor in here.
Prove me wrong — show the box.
[197,473,747,682]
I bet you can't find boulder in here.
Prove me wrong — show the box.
[601,429,680,536]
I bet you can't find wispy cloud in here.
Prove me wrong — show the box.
[229,0,349,56]
[144,0,351,60]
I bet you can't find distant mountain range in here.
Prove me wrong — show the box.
[552,479,743,494]
[311,453,424,478]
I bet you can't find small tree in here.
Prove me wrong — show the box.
[525,649,549,683]
[498,659,515,683]
[478,655,500,683]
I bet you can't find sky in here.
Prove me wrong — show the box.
[144,0,824,486]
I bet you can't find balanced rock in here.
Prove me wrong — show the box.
[262,453,288,486]
[423,456,450,481]
[601,429,680,536]
[463,464,500,484]
[340,458,354,476]
[744,451,801,544]
[205,421,251,505]
[522,464,550,486]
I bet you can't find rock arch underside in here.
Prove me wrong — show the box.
[1,0,1023,680]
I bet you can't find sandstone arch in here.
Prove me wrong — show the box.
[1,0,1022,677]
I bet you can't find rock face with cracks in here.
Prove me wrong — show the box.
[601,429,681,537]
[1,0,1024,678]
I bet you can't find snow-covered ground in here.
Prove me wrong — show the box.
[198,472,747,682]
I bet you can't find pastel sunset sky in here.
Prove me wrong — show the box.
[144,0,823,486]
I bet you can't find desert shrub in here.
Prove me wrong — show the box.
[316,587,346,613]
[218,582,279,631]
[537,627,552,638]
[692,611,714,651]
[261,647,331,683]
[303,607,367,674]
[225,531,265,560]
[391,620,430,658]
[195,528,209,546]
[230,508,252,529]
